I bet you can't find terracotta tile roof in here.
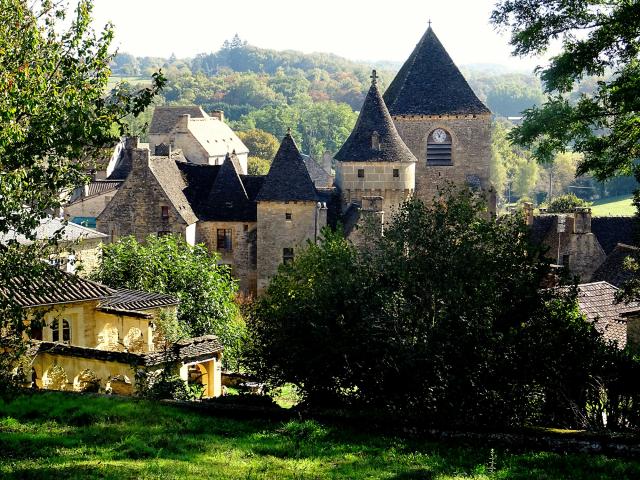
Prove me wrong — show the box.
[28,335,223,366]
[591,216,638,254]
[560,281,640,348]
[256,133,319,202]
[1,266,115,308]
[591,243,639,287]
[335,76,417,164]
[98,288,178,311]
[383,26,490,116]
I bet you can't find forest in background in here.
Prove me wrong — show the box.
[112,35,637,207]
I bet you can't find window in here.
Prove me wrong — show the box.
[285,212,292,221]
[283,248,294,264]
[50,319,71,343]
[426,128,452,165]
[393,169,399,178]
[243,224,248,232]
[357,169,365,178]
[161,206,169,219]
[217,229,233,251]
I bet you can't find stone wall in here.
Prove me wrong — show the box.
[335,161,415,216]
[256,201,326,294]
[392,113,492,203]
[196,221,258,294]
[64,191,116,221]
[96,150,190,243]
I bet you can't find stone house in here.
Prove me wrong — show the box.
[0,217,108,277]
[95,23,496,294]
[3,266,223,397]
[148,106,249,174]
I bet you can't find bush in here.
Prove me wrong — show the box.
[545,193,591,213]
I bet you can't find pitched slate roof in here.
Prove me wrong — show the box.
[530,216,555,246]
[0,218,107,246]
[592,243,639,287]
[149,106,207,134]
[335,75,417,163]
[256,133,319,202]
[591,216,637,255]
[1,266,115,308]
[572,281,640,348]
[177,162,221,210]
[200,153,257,222]
[302,154,333,187]
[148,156,198,225]
[85,180,123,197]
[383,26,490,116]
[99,288,178,312]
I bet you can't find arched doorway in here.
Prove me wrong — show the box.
[187,364,208,399]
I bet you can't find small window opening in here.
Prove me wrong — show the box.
[393,169,399,178]
[357,169,365,178]
[161,206,169,219]
[62,319,71,343]
[283,248,294,264]
[372,131,380,151]
[50,320,59,342]
[217,229,233,251]
[285,212,292,220]
[243,224,248,232]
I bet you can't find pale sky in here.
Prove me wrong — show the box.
[92,0,548,72]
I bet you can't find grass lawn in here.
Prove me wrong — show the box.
[1,392,639,480]
[591,194,635,216]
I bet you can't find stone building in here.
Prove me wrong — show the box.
[334,72,417,219]
[3,266,223,397]
[383,25,493,204]
[148,106,249,173]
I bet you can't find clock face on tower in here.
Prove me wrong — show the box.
[432,128,447,143]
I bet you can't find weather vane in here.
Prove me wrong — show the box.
[370,69,378,85]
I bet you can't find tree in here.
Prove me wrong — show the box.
[491,1,640,180]
[237,129,280,159]
[91,235,244,368]
[247,189,631,429]
[0,0,164,386]
[545,193,591,213]
[247,157,271,176]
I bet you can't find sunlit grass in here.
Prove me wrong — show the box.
[591,195,635,217]
[0,392,637,479]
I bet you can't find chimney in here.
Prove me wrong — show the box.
[574,207,592,234]
[322,152,333,176]
[522,202,534,226]
[176,114,190,133]
[125,136,140,150]
[131,146,151,172]
[211,110,224,122]
[154,143,172,157]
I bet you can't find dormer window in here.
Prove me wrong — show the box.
[372,131,380,151]
[427,128,452,165]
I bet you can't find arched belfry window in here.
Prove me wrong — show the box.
[426,128,452,165]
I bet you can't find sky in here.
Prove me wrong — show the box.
[92,0,549,72]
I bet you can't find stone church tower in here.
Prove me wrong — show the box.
[334,71,417,217]
[383,25,492,203]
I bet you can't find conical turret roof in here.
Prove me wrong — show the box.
[383,26,490,116]
[335,72,417,163]
[256,132,318,202]
[202,152,254,220]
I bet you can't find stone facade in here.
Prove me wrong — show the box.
[335,161,415,216]
[392,113,492,203]
[196,221,258,293]
[96,148,196,244]
[257,201,327,294]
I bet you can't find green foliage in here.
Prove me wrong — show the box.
[91,235,244,366]
[237,129,279,159]
[135,367,203,401]
[0,0,163,388]
[247,189,636,429]
[492,1,640,180]
[2,392,639,479]
[247,156,271,176]
[545,193,592,213]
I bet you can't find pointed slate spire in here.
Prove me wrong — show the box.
[334,71,416,163]
[256,132,318,202]
[203,152,252,220]
[383,25,490,116]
